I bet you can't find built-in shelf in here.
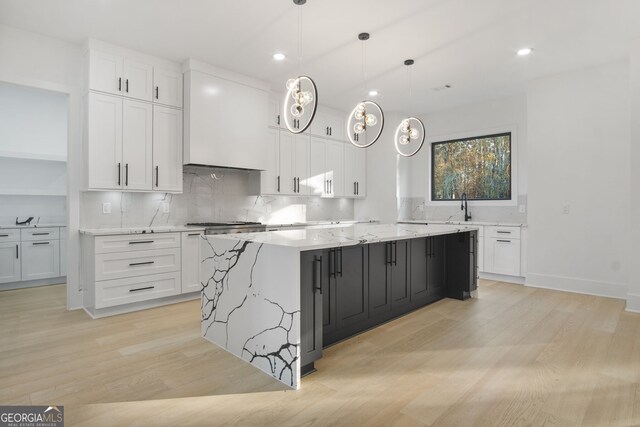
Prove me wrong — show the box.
[0,151,67,162]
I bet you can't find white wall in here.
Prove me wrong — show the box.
[526,61,630,299]
[0,24,83,308]
[627,41,640,311]
[398,95,528,222]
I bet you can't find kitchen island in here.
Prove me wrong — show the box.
[200,223,478,389]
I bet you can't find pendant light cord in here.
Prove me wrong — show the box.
[298,6,302,74]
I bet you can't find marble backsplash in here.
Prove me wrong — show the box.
[80,166,354,229]
[398,196,528,224]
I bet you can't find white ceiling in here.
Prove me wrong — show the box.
[1,0,639,114]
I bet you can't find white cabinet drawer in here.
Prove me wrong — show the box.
[484,237,521,276]
[95,248,181,281]
[21,227,60,241]
[95,233,180,254]
[0,229,20,243]
[95,272,181,309]
[485,226,521,239]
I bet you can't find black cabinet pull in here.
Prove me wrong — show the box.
[297,177,301,193]
[277,114,280,125]
[385,242,391,265]
[187,233,201,236]
[329,180,332,194]
[496,231,511,234]
[16,244,19,259]
[277,175,280,192]
[129,240,154,244]
[125,163,129,186]
[329,127,332,136]
[155,166,159,187]
[32,242,50,245]
[313,256,322,294]
[0,234,8,237]
[129,261,155,266]
[155,86,159,99]
[393,241,398,265]
[293,177,297,193]
[129,286,154,292]
[357,182,359,195]
[337,247,343,277]
[497,239,511,243]
[32,232,50,236]
[118,77,122,92]
[329,249,335,277]
[117,163,121,186]
[326,126,329,135]
[125,78,129,93]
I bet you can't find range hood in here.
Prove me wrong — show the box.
[183,60,269,171]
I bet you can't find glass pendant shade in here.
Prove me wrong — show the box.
[394,117,425,157]
[283,75,318,134]
[347,100,384,148]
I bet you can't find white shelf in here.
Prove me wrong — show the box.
[0,151,67,162]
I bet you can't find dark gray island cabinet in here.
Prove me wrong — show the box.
[200,223,477,389]
[300,230,477,374]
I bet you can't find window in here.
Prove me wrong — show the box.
[431,132,511,201]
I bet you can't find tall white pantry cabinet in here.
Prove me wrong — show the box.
[83,42,183,193]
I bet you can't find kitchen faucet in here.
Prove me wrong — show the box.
[461,193,472,222]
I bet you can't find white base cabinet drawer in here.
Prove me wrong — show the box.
[95,248,181,281]
[0,242,21,283]
[484,237,521,276]
[485,226,521,239]
[21,227,60,241]
[21,241,60,280]
[95,272,181,308]
[0,230,21,243]
[95,233,180,254]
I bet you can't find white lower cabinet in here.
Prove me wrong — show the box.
[21,240,60,281]
[95,272,181,309]
[181,231,204,293]
[483,226,521,276]
[0,242,21,284]
[60,227,67,277]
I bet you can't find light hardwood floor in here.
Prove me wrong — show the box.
[1,281,639,426]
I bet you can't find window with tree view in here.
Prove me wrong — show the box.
[431,132,511,201]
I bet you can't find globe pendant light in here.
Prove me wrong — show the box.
[347,32,384,148]
[283,0,318,134]
[394,59,425,157]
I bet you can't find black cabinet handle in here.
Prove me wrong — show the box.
[329,127,332,136]
[393,241,397,265]
[329,180,332,194]
[129,240,154,244]
[155,166,159,187]
[125,163,129,186]
[497,239,512,243]
[32,242,50,245]
[0,234,8,237]
[155,86,159,99]
[496,231,512,234]
[117,163,121,186]
[329,249,335,277]
[293,177,296,193]
[277,114,280,125]
[16,244,19,259]
[187,233,201,236]
[32,232,50,236]
[277,175,280,192]
[297,177,301,193]
[118,77,122,92]
[129,286,154,292]
[129,261,155,266]
[125,78,129,93]
[326,126,329,135]
[385,242,391,265]
[337,247,343,277]
[313,256,322,294]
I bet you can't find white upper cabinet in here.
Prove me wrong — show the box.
[184,69,268,170]
[268,97,283,129]
[354,146,366,197]
[89,51,124,96]
[309,108,345,141]
[87,92,123,190]
[153,68,183,108]
[261,128,280,194]
[122,59,154,101]
[308,138,327,197]
[293,134,310,195]
[153,105,183,192]
[344,144,366,198]
[325,140,345,197]
[278,131,295,195]
[122,100,153,190]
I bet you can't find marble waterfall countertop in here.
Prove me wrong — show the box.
[79,225,205,235]
[210,222,478,251]
[400,219,527,227]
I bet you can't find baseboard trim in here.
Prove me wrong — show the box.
[625,293,640,313]
[0,277,66,291]
[83,292,200,319]
[479,272,525,285]
[526,272,627,300]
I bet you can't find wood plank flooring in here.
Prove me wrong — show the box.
[1,281,639,426]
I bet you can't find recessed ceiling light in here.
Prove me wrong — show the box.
[272,52,286,61]
[517,47,533,56]
[368,90,379,97]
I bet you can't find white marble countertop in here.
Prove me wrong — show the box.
[0,223,67,229]
[400,220,527,227]
[208,223,478,251]
[264,220,375,229]
[79,225,205,236]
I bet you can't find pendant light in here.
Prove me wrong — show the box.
[347,32,384,148]
[283,0,318,134]
[394,59,425,157]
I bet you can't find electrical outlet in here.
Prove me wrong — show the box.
[562,204,570,215]
[102,202,111,214]
[162,202,170,213]
[518,204,526,213]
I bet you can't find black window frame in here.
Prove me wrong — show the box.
[430,131,512,202]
